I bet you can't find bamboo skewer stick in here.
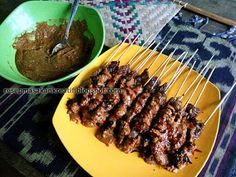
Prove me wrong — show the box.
[204,82,236,125]
[174,0,236,26]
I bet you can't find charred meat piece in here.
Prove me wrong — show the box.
[80,67,113,106]
[118,70,137,88]
[67,61,119,122]
[86,91,120,126]
[66,99,81,123]
[185,103,203,143]
[167,142,195,173]
[87,65,130,111]
[91,61,120,85]
[135,69,149,85]
[185,103,201,119]
[79,61,120,106]
[110,86,144,121]
[116,77,159,145]
[96,85,143,145]
[95,70,150,145]
[120,84,167,153]
[116,92,151,144]
[82,69,137,127]
[141,97,183,165]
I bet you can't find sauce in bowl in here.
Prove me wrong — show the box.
[13,20,94,82]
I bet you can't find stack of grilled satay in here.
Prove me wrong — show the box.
[66,33,235,172]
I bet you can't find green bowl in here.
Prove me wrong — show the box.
[0,1,105,86]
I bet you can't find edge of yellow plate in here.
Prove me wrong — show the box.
[52,44,221,177]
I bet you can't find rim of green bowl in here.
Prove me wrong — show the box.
[0,1,105,86]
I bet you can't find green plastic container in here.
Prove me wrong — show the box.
[0,1,105,86]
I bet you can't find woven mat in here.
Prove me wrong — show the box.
[54,0,182,47]
[0,2,236,177]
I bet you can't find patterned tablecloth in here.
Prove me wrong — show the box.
[0,1,236,177]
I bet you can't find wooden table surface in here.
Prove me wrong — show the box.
[0,0,235,177]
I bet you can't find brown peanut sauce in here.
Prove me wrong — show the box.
[13,20,94,82]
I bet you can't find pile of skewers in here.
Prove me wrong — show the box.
[66,33,236,172]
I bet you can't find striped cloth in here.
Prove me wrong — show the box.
[0,1,236,177]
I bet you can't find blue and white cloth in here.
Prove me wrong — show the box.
[0,1,236,177]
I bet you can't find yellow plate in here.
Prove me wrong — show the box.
[52,44,220,177]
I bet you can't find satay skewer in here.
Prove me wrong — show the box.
[183,67,216,108]
[130,30,174,68]
[139,61,213,170]
[145,51,187,86]
[204,82,236,125]
[82,36,174,127]
[118,51,198,152]
[105,33,132,65]
[115,51,187,146]
[166,49,198,90]
[179,55,214,99]
[118,52,191,152]
[118,50,197,153]
[96,46,184,145]
[127,34,155,65]
[165,67,216,172]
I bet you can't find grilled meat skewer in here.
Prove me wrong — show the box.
[94,70,150,140]
[115,50,187,147]
[95,84,144,145]
[80,70,148,127]
[117,50,189,153]
[115,77,160,145]
[66,61,120,123]
[66,34,221,173]
[119,84,167,153]
[140,64,212,171]
[86,64,130,111]
[166,103,203,172]
[166,67,218,172]
[97,48,181,146]
[67,34,154,124]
